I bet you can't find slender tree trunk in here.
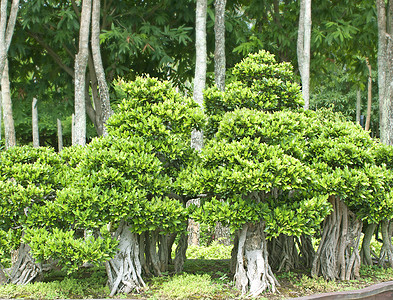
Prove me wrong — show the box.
[365,59,372,131]
[0,0,19,81]
[91,0,112,136]
[214,0,226,91]
[32,98,39,147]
[191,0,207,152]
[379,220,393,268]
[356,88,361,124]
[57,119,63,151]
[377,0,393,144]
[2,60,15,148]
[297,0,311,110]
[74,0,92,146]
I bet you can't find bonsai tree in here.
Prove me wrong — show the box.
[177,108,331,296]
[23,76,204,296]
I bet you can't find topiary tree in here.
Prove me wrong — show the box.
[0,146,64,284]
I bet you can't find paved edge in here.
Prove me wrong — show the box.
[287,280,393,299]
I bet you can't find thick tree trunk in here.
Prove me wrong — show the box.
[379,220,393,268]
[297,0,311,110]
[8,244,41,285]
[105,222,145,296]
[32,98,39,147]
[365,59,372,131]
[312,196,362,281]
[73,0,92,146]
[214,0,226,91]
[361,223,377,266]
[91,0,112,136]
[233,223,278,297]
[2,60,15,148]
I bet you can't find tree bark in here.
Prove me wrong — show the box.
[2,59,15,148]
[105,222,145,296]
[233,223,278,297]
[361,223,377,266]
[214,0,226,91]
[356,88,361,124]
[377,0,393,144]
[268,235,300,272]
[73,0,92,146]
[91,0,112,136]
[297,0,311,110]
[174,232,188,273]
[312,196,362,281]
[365,59,372,131]
[32,98,39,148]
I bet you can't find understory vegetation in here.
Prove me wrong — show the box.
[2,51,393,298]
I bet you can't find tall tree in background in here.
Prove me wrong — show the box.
[297,0,311,109]
[0,0,20,148]
[377,0,393,145]
[73,0,92,146]
[91,0,112,136]
[188,0,208,247]
[214,0,226,91]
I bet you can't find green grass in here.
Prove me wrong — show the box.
[2,245,393,299]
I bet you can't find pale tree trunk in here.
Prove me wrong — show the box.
[189,0,207,246]
[2,59,15,148]
[214,0,226,91]
[0,92,2,141]
[377,0,393,145]
[312,196,362,281]
[32,98,39,147]
[365,59,372,131]
[91,0,112,136]
[356,88,361,124]
[73,0,92,146]
[233,223,278,297]
[191,0,207,152]
[57,119,63,151]
[297,0,311,110]
[71,113,75,145]
[213,0,231,246]
[105,221,145,296]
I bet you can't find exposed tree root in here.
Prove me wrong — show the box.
[379,220,393,268]
[174,232,188,273]
[106,222,145,297]
[233,222,278,297]
[8,244,41,285]
[361,223,377,266]
[268,235,300,272]
[312,196,362,281]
